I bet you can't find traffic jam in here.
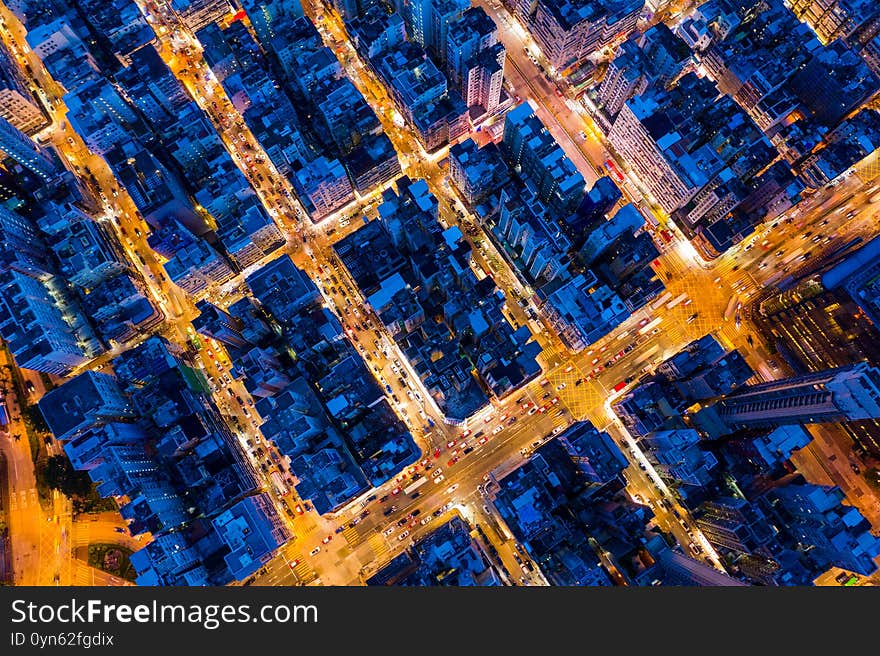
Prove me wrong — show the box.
[364,392,569,543]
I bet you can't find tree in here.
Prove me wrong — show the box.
[38,455,93,499]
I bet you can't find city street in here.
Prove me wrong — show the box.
[1,0,878,587]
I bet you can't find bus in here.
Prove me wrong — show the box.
[637,317,663,335]
[270,471,289,497]
[650,291,673,311]
[633,344,660,366]
[403,477,428,496]
[665,292,689,310]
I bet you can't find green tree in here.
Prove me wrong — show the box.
[38,455,93,498]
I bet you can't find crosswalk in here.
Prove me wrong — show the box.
[342,526,363,547]
[8,488,38,511]
[367,533,390,562]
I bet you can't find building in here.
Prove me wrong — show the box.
[0,41,48,134]
[445,7,505,113]
[38,370,134,441]
[343,132,402,194]
[0,206,96,374]
[448,138,510,206]
[212,494,288,580]
[638,429,719,494]
[148,221,235,296]
[407,0,470,63]
[502,103,586,214]
[596,39,648,119]
[367,515,502,585]
[0,115,57,181]
[294,156,356,220]
[528,0,642,74]
[541,272,629,352]
[785,0,880,44]
[170,0,236,31]
[761,482,880,579]
[692,362,880,436]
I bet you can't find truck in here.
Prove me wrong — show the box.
[665,292,689,310]
[403,477,428,496]
[270,471,289,497]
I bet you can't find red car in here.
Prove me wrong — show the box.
[461,429,472,438]
[321,535,333,544]
[447,457,459,467]
[447,440,457,449]
[521,401,532,410]
[433,448,442,459]
[613,381,627,392]
[391,486,402,495]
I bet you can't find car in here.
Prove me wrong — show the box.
[309,547,321,556]
[294,504,305,515]
[550,397,559,405]
[397,517,409,527]
[492,425,504,435]
[322,535,333,544]
[447,440,457,449]
[556,383,566,390]
[382,526,395,536]
[391,486,402,495]
[507,417,517,426]
[461,429,471,438]
[433,474,445,484]
[420,516,434,525]
[113,527,127,534]
[447,457,458,467]
[397,530,410,541]
[379,494,390,503]
[446,484,459,495]
[527,407,538,415]
[289,559,300,568]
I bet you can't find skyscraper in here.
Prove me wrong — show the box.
[0,40,48,134]
[445,8,505,113]
[693,362,880,435]
[0,114,57,181]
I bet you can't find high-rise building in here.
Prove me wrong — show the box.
[0,114,56,181]
[446,7,498,84]
[596,40,647,118]
[408,0,469,64]
[502,103,587,214]
[170,0,235,31]
[445,8,505,113]
[0,41,48,134]
[39,370,134,441]
[693,362,880,435]
[784,0,880,44]
[528,0,642,74]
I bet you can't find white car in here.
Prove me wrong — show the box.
[420,516,433,526]
[382,526,395,536]
[492,425,504,435]
[397,530,410,541]
[433,474,445,484]
[309,547,321,556]
[446,483,459,495]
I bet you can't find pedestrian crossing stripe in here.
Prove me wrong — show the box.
[367,533,389,559]
[342,526,362,546]
[292,562,312,579]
